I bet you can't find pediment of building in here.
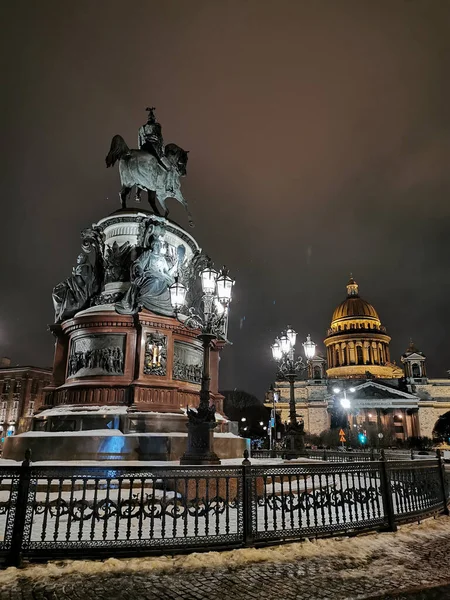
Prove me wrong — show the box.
[350,381,418,401]
[401,352,425,362]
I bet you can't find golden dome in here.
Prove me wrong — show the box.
[332,297,379,321]
[331,278,379,324]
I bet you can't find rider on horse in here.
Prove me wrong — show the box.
[138,107,171,171]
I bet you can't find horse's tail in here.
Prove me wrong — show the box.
[105,135,130,168]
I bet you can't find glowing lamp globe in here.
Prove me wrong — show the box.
[271,341,282,361]
[340,397,351,409]
[216,267,234,305]
[279,334,291,354]
[302,334,316,360]
[200,265,217,295]
[169,277,187,310]
[333,387,341,394]
[286,327,297,348]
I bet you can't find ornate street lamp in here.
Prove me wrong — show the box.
[170,264,234,465]
[271,327,316,455]
[333,385,355,435]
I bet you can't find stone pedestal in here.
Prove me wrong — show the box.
[180,421,221,465]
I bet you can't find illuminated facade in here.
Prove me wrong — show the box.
[266,277,450,443]
[0,358,52,447]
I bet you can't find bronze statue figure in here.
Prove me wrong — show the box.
[106,107,194,227]
[52,227,104,323]
[115,237,178,316]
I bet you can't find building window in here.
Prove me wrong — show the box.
[13,380,22,393]
[313,366,321,379]
[31,380,39,395]
[27,401,35,417]
[356,346,363,365]
[412,363,421,378]
[12,400,19,421]
[0,402,6,423]
[4,380,10,393]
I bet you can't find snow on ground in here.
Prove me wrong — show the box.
[0,515,449,586]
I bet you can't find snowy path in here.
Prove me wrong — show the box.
[1,517,450,599]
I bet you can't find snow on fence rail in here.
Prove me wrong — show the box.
[0,451,448,567]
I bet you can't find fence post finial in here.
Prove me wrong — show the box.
[23,448,32,467]
[242,449,251,466]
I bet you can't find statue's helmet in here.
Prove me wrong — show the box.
[146,106,157,123]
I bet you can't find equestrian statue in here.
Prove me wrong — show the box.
[106,107,194,227]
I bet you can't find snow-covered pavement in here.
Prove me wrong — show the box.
[1,516,450,599]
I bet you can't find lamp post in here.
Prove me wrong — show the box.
[268,384,280,454]
[170,263,234,465]
[271,329,316,455]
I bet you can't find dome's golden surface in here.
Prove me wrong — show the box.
[331,297,379,322]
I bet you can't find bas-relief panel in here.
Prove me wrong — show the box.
[67,334,125,378]
[173,341,203,385]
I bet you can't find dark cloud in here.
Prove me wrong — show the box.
[1,1,450,396]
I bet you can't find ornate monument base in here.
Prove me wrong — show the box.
[2,209,247,462]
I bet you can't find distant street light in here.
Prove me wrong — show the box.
[333,386,355,412]
[271,327,316,455]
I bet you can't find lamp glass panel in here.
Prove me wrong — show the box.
[169,280,187,309]
[200,267,217,295]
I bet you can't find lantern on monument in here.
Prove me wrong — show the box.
[286,327,297,348]
[169,276,187,310]
[271,340,282,361]
[279,334,291,355]
[216,267,234,305]
[200,264,218,296]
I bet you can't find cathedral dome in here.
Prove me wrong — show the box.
[331,278,379,324]
[324,277,401,379]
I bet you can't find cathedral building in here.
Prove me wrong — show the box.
[266,278,450,443]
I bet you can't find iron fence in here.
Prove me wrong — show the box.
[0,451,448,567]
[250,448,435,462]
[250,448,378,461]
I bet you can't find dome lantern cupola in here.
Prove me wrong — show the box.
[346,276,359,297]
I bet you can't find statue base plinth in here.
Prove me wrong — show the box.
[180,421,221,465]
[283,424,306,459]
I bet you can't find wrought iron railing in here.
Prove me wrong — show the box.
[250,449,379,462]
[250,448,436,462]
[0,451,448,567]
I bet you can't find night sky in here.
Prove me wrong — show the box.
[1,1,450,398]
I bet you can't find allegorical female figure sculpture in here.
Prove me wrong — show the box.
[115,239,177,316]
[52,253,98,323]
[52,227,104,323]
